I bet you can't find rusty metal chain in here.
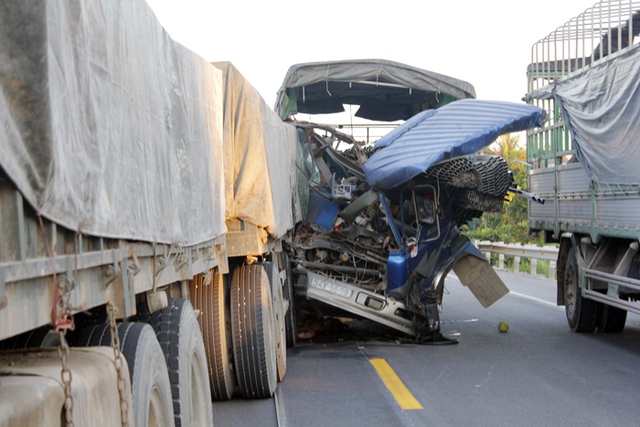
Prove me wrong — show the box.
[57,329,74,427]
[54,254,75,427]
[107,301,130,427]
[37,213,77,426]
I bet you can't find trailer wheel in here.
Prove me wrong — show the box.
[190,270,236,400]
[76,322,175,427]
[565,248,598,332]
[261,261,287,382]
[0,325,59,349]
[597,302,627,333]
[230,264,277,398]
[147,298,214,427]
[280,252,297,348]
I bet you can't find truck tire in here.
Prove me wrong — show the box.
[76,322,175,427]
[147,298,214,427]
[597,303,627,333]
[0,325,59,349]
[280,252,297,348]
[261,261,287,382]
[230,264,277,398]
[565,248,598,332]
[190,270,237,400]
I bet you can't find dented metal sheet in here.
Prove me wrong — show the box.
[453,255,510,308]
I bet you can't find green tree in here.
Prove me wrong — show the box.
[462,133,538,244]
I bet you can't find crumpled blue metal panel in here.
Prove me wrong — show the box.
[364,99,546,190]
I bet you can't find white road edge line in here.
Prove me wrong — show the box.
[509,291,563,310]
[274,385,287,427]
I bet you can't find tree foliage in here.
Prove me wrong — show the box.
[462,133,541,244]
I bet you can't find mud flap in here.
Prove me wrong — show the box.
[453,254,509,308]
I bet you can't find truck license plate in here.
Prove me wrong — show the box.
[310,277,352,298]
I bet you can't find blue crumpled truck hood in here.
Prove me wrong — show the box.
[364,99,546,191]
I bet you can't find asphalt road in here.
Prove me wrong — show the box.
[213,270,640,427]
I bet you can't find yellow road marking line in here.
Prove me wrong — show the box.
[369,358,423,410]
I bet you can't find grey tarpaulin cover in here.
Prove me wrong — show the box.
[0,0,226,245]
[274,59,476,121]
[551,44,640,185]
[213,62,301,239]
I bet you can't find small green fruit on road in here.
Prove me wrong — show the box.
[498,321,509,333]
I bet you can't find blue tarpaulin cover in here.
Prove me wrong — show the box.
[364,99,546,190]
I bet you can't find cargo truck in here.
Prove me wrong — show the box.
[0,1,298,425]
[526,0,640,332]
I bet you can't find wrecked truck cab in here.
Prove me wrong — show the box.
[279,60,546,340]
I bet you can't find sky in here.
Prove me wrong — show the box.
[144,0,600,112]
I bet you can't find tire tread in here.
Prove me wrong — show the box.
[231,264,276,398]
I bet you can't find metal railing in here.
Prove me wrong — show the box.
[529,0,640,92]
[526,1,640,169]
[329,123,398,146]
[475,241,559,279]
